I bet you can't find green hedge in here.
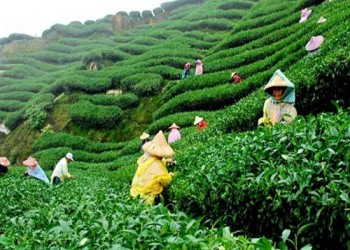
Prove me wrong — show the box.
[81,93,139,109]
[69,100,122,129]
[170,110,350,249]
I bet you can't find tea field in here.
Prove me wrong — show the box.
[0,0,349,248]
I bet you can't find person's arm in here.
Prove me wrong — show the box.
[62,163,73,179]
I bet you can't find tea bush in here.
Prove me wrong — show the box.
[169,110,350,249]
[69,100,122,129]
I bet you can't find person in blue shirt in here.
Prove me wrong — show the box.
[23,156,50,184]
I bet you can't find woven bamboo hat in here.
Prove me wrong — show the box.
[305,35,324,51]
[169,123,180,129]
[140,132,150,140]
[231,72,237,78]
[142,131,174,157]
[0,157,10,167]
[317,16,327,24]
[23,156,38,168]
[264,70,292,95]
[194,116,203,125]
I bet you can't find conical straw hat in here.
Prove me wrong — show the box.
[317,16,327,24]
[140,132,150,140]
[305,35,324,51]
[169,123,180,129]
[264,69,293,95]
[142,131,174,157]
[231,72,237,78]
[194,116,203,125]
[299,8,312,22]
[23,156,38,168]
[0,157,10,167]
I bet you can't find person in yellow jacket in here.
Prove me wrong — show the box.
[130,130,175,205]
[258,69,297,127]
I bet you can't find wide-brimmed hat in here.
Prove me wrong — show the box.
[305,35,324,51]
[140,132,150,140]
[194,116,204,125]
[195,60,202,65]
[317,16,327,24]
[142,131,174,157]
[23,156,38,168]
[169,123,180,129]
[299,8,312,22]
[264,70,292,95]
[0,157,10,167]
[231,72,237,78]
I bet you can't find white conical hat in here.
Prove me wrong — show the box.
[168,123,180,129]
[194,116,203,125]
[140,132,150,140]
[317,16,327,24]
[142,131,174,157]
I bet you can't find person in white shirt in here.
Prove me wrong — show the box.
[50,152,74,185]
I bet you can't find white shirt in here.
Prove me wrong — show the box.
[50,157,72,183]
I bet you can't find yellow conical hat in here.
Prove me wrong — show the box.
[194,116,203,125]
[142,131,174,157]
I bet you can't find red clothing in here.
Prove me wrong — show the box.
[232,74,242,83]
[197,120,207,131]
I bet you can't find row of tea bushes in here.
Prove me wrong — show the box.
[69,100,122,129]
[0,167,279,249]
[81,93,139,109]
[169,110,350,249]
[33,132,123,153]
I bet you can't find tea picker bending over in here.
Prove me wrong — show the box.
[50,152,74,185]
[23,156,50,184]
[130,131,175,205]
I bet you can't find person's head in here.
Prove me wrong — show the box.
[142,131,174,159]
[23,156,38,169]
[264,70,295,104]
[65,152,74,163]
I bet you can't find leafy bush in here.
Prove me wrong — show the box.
[81,93,139,109]
[170,110,350,249]
[69,100,122,129]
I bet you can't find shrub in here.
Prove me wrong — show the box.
[69,100,122,129]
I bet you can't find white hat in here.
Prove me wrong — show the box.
[66,152,74,161]
[194,116,204,125]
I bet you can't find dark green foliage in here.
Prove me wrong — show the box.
[3,110,25,130]
[170,110,350,249]
[81,93,139,109]
[120,73,163,96]
[69,100,122,129]
[218,1,254,10]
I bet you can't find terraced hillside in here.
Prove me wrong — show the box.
[0,0,349,249]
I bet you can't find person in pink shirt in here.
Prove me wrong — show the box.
[195,59,203,75]
[168,123,181,144]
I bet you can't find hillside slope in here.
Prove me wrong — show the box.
[0,0,349,248]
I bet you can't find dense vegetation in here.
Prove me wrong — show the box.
[0,0,349,249]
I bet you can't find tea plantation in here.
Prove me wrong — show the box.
[0,0,349,249]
